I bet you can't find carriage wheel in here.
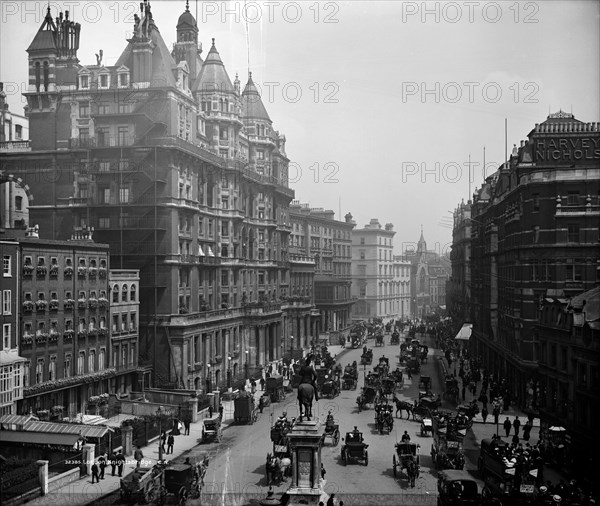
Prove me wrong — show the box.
[178,486,188,506]
[333,429,340,446]
[393,455,397,477]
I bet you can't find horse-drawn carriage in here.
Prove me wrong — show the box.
[357,386,378,412]
[266,375,286,403]
[444,376,460,403]
[420,417,434,437]
[380,377,396,397]
[411,403,432,423]
[390,368,404,387]
[360,348,373,365]
[406,357,421,375]
[234,393,259,424]
[390,331,400,345]
[365,371,381,389]
[419,344,429,363]
[418,375,432,394]
[392,442,420,487]
[120,462,201,506]
[202,416,222,443]
[375,332,385,346]
[373,356,390,376]
[341,430,369,466]
[431,422,466,470]
[321,376,341,399]
[437,470,481,506]
[375,403,394,434]
[322,414,341,446]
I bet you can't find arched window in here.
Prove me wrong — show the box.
[43,61,49,91]
[122,284,128,302]
[130,284,136,302]
[35,62,41,91]
[112,285,119,303]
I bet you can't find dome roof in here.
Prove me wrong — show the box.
[177,1,197,29]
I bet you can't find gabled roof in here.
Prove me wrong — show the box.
[242,72,271,122]
[26,7,57,52]
[193,39,234,93]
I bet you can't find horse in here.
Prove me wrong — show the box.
[266,453,291,485]
[393,396,414,419]
[298,382,315,421]
[406,459,419,488]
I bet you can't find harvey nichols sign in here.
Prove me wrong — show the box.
[535,137,600,162]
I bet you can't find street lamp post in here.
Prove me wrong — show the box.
[156,406,163,462]
[206,364,211,393]
[245,350,249,379]
[227,356,232,389]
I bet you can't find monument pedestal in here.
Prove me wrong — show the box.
[285,420,329,506]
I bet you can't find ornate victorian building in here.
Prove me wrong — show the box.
[4,1,296,391]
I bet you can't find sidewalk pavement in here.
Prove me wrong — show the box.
[29,388,267,506]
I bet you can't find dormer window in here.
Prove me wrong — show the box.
[99,73,110,89]
[80,75,89,89]
[118,72,129,88]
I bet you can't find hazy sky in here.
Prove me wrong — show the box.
[2,1,599,255]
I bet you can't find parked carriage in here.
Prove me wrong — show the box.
[120,465,163,505]
[341,430,369,466]
[266,374,286,402]
[162,464,201,505]
[202,416,222,443]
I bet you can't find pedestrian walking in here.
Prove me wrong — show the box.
[259,396,265,413]
[406,367,412,380]
[160,430,167,453]
[481,406,488,424]
[260,377,265,390]
[134,446,144,468]
[523,421,532,442]
[184,419,190,435]
[116,451,125,476]
[512,433,520,446]
[218,403,224,419]
[503,417,512,438]
[209,405,213,418]
[91,461,100,483]
[327,493,336,506]
[513,416,521,437]
[167,433,174,455]
[98,453,106,479]
[493,406,500,426]
[110,452,117,476]
[321,463,326,480]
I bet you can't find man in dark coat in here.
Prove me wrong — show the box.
[116,451,125,476]
[513,416,521,437]
[167,433,175,455]
[110,452,117,476]
[504,417,512,437]
[91,462,100,483]
[98,453,106,479]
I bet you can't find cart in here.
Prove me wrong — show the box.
[418,375,432,391]
[375,403,394,434]
[341,431,369,466]
[120,465,163,505]
[357,386,378,412]
[391,331,400,345]
[234,394,259,424]
[375,332,384,346]
[406,357,421,374]
[444,377,459,403]
[360,349,373,365]
[266,374,286,402]
[381,377,396,397]
[202,416,222,443]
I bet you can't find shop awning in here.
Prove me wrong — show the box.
[23,420,112,438]
[0,430,80,447]
[0,414,37,427]
[455,323,473,341]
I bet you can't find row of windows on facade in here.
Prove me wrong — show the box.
[78,126,130,146]
[19,310,136,334]
[77,71,130,90]
[356,250,398,262]
[356,237,393,246]
[179,268,285,287]
[19,285,136,303]
[17,255,107,269]
[539,341,597,391]
[358,283,412,297]
[20,344,134,386]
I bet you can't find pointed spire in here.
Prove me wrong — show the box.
[186,0,189,11]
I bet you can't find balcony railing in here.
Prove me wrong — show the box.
[0,140,31,151]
